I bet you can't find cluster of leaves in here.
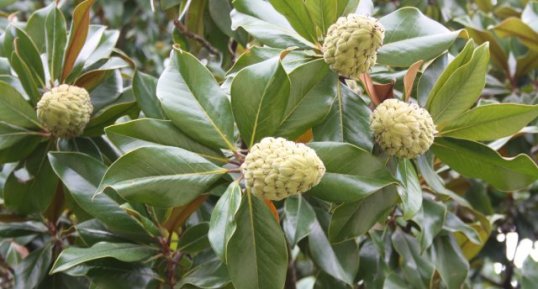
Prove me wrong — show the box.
[0,0,536,289]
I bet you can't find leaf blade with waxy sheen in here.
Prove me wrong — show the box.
[97,146,227,207]
[157,49,235,151]
[308,142,398,202]
[437,104,538,141]
[227,194,288,289]
[50,242,158,274]
[432,137,538,191]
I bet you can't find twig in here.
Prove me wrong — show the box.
[172,19,219,55]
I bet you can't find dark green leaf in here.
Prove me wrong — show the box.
[97,146,227,207]
[14,244,53,289]
[308,142,398,202]
[432,137,538,191]
[50,242,158,274]
[208,182,242,262]
[105,118,227,165]
[157,49,235,151]
[231,56,290,147]
[132,71,166,119]
[395,159,422,220]
[227,194,288,289]
[283,195,316,246]
[329,187,399,242]
[45,7,67,82]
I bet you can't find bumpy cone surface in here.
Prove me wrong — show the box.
[241,137,326,201]
[37,84,93,138]
[322,14,384,79]
[370,99,435,159]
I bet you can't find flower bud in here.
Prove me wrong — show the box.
[37,85,93,138]
[370,99,435,159]
[241,137,325,200]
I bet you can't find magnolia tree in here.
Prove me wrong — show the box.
[0,0,537,289]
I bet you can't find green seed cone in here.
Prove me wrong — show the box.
[322,14,384,79]
[370,99,436,159]
[241,137,326,201]
[37,85,93,138]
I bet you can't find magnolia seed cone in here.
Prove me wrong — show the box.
[370,99,436,159]
[37,84,93,138]
[322,14,385,79]
[241,137,326,201]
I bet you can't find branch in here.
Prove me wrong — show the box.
[172,19,219,55]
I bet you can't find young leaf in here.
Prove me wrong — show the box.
[157,49,235,151]
[231,56,290,147]
[45,7,67,82]
[62,0,96,82]
[97,146,227,207]
[426,41,490,126]
[226,194,288,289]
[437,104,538,141]
[208,182,242,262]
[432,137,538,191]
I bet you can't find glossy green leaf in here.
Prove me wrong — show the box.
[275,59,336,140]
[105,118,227,164]
[426,41,490,126]
[98,146,227,207]
[396,159,422,220]
[313,82,373,151]
[329,187,399,242]
[132,71,166,119]
[4,142,58,214]
[431,235,469,289]
[391,230,434,289]
[10,50,41,104]
[24,3,54,52]
[48,152,149,239]
[305,0,350,34]
[227,194,288,289]
[208,182,242,262]
[179,259,231,289]
[308,142,398,202]
[13,244,53,289]
[432,137,538,191]
[283,195,316,246]
[309,221,356,284]
[0,221,47,238]
[45,7,67,82]
[0,122,43,150]
[269,0,318,42]
[378,7,463,67]
[231,57,290,147]
[231,0,315,49]
[14,28,45,86]
[416,54,448,106]
[179,223,210,254]
[437,104,538,141]
[50,242,158,274]
[157,49,235,151]
[414,198,447,251]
